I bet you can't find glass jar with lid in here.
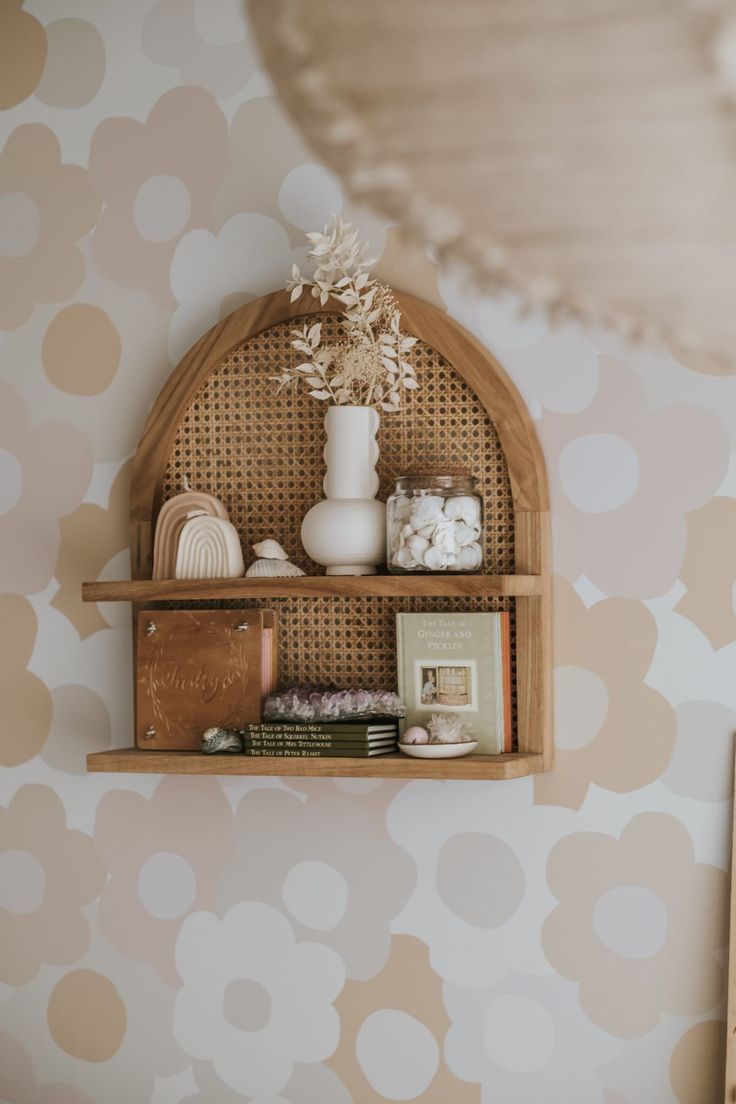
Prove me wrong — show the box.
[386,474,484,573]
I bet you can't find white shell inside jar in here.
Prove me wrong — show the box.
[389,490,483,572]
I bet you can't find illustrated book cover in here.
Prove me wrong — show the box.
[396,611,510,754]
[136,609,276,750]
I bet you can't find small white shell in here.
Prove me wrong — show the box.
[252,539,289,559]
[431,520,459,554]
[455,542,483,570]
[393,546,415,568]
[406,535,430,562]
[389,521,404,548]
[424,545,449,570]
[410,495,445,529]
[392,495,413,520]
[245,557,305,577]
[443,495,480,526]
[453,521,478,547]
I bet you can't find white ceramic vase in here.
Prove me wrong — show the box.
[301,405,386,575]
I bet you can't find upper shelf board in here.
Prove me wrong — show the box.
[82,575,543,602]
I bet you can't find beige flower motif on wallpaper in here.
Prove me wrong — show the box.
[539,355,730,597]
[533,576,676,810]
[329,934,479,1104]
[189,1055,352,1104]
[0,594,51,768]
[35,18,105,110]
[675,496,736,650]
[213,94,388,249]
[0,1031,93,1104]
[94,777,233,984]
[88,86,228,308]
[670,1020,726,1104]
[174,900,344,1097]
[0,123,100,329]
[385,779,552,989]
[542,812,727,1038]
[214,94,328,236]
[0,2,46,109]
[444,971,618,1103]
[218,787,416,981]
[0,380,92,595]
[51,459,131,640]
[0,785,105,986]
[3,928,189,1102]
[142,0,256,99]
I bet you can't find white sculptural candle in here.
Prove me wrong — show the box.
[153,488,229,579]
[174,512,245,579]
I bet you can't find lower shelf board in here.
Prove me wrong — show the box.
[87,748,545,780]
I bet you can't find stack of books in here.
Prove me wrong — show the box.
[239,721,399,757]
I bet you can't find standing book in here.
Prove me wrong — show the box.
[396,611,511,754]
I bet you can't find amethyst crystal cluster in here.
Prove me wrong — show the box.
[264,687,406,722]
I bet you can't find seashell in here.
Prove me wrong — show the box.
[416,523,437,540]
[389,520,404,548]
[428,712,472,744]
[410,495,445,528]
[393,546,415,568]
[443,495,480,526]
[406,534,430,562]
[423,545,450,571]
[453,521,478,547]
[399,522,414,546]
[400,725,429,745]
[455,542,483,570]
[246,557,305,577]
[431,519,459,555]
[201,727,245,753]
[392,495,413,520]
[252,539,289,560]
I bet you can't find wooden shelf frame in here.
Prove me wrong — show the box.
[87,748,545,780]
[83,575,543,603]
[83,288,552,779]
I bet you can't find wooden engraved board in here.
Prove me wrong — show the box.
[135,609,263,749]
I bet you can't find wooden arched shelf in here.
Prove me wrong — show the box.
[84,289,552,779]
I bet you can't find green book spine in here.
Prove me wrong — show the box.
[245,723,397,735]
[242,741,397,750]
[241,747,398,758]
[243,736,397,746]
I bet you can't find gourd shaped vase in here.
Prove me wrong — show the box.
[301,405,386,575]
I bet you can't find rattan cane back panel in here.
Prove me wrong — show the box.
[162,313,515,574]
[157,594,517,746]
[159,313,518,738]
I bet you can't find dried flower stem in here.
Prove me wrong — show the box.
[271,214,419,411]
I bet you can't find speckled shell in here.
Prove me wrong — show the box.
[201,727,244,753]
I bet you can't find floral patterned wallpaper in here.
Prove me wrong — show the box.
[0,2,733,1101]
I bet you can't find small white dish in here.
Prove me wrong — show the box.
[399,740,478,759]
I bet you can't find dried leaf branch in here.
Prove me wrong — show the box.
[272,215,419,411]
